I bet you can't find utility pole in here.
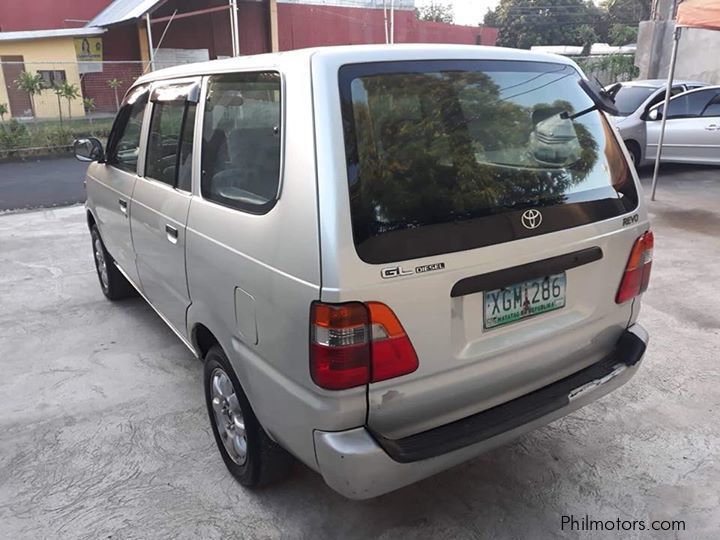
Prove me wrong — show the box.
[145,14,155,71]
[390,0,395,44]
[383,0,389,44]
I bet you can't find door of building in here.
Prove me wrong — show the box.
[1,56,34,117]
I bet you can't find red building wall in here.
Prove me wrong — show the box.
[277,4,497,50]
[0,0,110,31]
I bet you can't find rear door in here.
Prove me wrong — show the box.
[130,79,199,337]
[646,88,720,164]
[316,55,646,440]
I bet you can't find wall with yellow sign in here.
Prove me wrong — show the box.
[74,37,103,73]
[0,36,85,119]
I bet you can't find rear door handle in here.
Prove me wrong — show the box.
[705,124,719,131]
[119,199,128,216]
[165,224,178,244]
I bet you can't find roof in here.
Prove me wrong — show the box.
[135,43,578,86]
[0,27,105,42]
[618,79,708,88]
[87,0,163,28]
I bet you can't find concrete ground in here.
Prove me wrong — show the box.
[0,166,718,539]
[0,157,88,211]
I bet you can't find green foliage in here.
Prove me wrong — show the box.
[14,71,44,96]
[484,0,646,49]
[577,24,599,54]
[416,1,455,24]
[602,0,651,24]
[83,97,96,112]
[609,23,638,45]
[484,0,605,49]
[0,120,31,154]
[576,54,639,83]
[58,82,81,119]
[0,117,113,159]
[0,103,8,122]
[107,78,123,110]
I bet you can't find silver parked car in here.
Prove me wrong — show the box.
[605,79,707,165]
[645,85,720,165]
[76,45,652,499]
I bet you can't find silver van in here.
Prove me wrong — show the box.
[76,45,652,499]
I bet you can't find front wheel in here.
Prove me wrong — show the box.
[203,345,294,487]
[90,225,135,300]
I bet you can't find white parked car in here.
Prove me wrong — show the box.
[645,85,720,165]
[605,79,706,165]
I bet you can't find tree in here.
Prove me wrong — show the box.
[14,72,44,119]
[577,24,598,54]
[58,82,81,120]
[609,23,638,45]
[416,1,454,24]
[53,85,65,127]
[107,78,123,111]
[84,97,96,133]
[485,0,608,50]
[602,0,651,24]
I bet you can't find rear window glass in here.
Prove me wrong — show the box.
[339,60,637,264]
[610,85,656,116]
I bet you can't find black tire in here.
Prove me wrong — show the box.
[625,140,641,169]
[90,225,135,301]
[203,345,294,487]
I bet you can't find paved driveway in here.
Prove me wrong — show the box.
[0,157,88,211]
[0,166,718,539]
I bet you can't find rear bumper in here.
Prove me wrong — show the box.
[314,323,648,500]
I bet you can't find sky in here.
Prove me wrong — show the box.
[415,0,500,26]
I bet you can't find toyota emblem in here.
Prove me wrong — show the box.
[521,209,543,229]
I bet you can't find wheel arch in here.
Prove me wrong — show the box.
[191,323,220,360]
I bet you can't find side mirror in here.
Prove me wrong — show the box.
[74,137,104,162]
[648,108,662,121]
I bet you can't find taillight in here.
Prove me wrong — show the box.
[310,301,419,390]
[616,230,654,304]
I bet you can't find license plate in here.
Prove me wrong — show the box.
[483,273,566,329]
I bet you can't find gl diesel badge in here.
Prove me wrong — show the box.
[381,262,446,279]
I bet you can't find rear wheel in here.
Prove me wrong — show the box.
[625,140,641,168]
[90,225,135,300]
[203,345,293,487]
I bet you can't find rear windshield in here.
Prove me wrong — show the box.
[339,60,637,264]
[610,85,656,116]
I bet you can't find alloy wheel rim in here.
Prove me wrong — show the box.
[93,238,109,290]
[210,368,247,465]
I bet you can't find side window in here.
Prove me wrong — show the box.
[663,89,717,119]
[701,93,720,117]
[201,71,281,213]
[145,98,197,189]
[106,87,149,173]
[646,86,683,109]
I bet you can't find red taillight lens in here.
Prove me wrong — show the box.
[310,302,370,390]
[367,302,419,382]
[309,301,419,390]
[616,230,654,304]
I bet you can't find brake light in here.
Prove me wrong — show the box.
[616,230,654,304]
[310,301,419,390]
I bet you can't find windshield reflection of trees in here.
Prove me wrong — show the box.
[350,70,600,235]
